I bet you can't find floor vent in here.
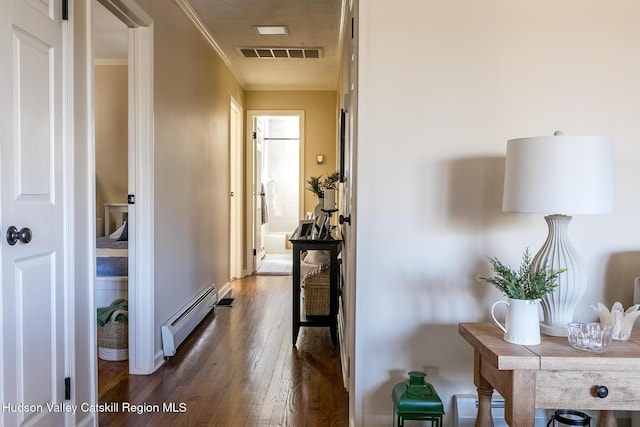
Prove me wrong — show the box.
[237,47,323,59]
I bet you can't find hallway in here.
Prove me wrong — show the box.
[98,274,348,426]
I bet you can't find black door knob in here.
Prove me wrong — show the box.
[339,214,351,225]
[6,226,32,245]
[594,385,609,398]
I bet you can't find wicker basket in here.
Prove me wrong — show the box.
[98,300,128,361]
[303,268,330,316]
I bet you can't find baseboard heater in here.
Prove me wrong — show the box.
[161,284,218,357]
[453,394,548,427]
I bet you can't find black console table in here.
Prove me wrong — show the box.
[290,232,341,346]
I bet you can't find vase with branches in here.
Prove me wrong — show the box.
[307,171,340,216]
[306,171,340,199]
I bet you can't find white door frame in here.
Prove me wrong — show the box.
[94,0,155,375]
[229,97,244,279]
[245,110,305,273]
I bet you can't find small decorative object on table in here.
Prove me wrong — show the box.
[591,301,640,340]
[476,248,565,345]
[567,322,612,352]
[297,219,314,239]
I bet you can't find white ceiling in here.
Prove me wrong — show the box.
[93,0,345,90]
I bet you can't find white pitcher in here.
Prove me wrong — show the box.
[491,298,541,345]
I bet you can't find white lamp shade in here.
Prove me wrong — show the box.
[502,135,615,214]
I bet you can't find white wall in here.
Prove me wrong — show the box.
[355,1,640,425]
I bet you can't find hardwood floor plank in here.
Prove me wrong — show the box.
[98,274,348,426]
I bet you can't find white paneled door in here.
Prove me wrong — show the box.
[0,0,68,425]
[252,116,265,271]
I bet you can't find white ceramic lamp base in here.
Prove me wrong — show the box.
[533,215,587,337]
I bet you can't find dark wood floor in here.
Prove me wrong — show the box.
[98,274,349,426]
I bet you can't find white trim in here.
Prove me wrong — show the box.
[229,97,244,279]
[128,23,155,375]
[62,3,77,425]
[98,0,152,27]
[73,0,99,423]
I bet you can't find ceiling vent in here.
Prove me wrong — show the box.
[237,47,323,59]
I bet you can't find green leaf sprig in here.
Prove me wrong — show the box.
[476,248,565,300]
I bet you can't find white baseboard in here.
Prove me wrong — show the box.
[75,412,97,427]
[218,281,232,299]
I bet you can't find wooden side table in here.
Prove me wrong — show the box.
[459,322,640,427]
[290,232,341,346]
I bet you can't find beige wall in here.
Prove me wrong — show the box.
[245,91,338,214]
[355,1,640,425]
[95,65,128,236]
[136,0,245,356]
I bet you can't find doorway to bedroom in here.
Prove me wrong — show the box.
[93,0,131,371]
[250,112,304,276]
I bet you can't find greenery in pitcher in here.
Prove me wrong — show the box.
[476,248,565,300]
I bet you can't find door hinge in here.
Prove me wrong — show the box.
[252,132,257,139]
[128,194,135,204]
[252,248,257,256]
[351,17,354,39]
[62,0,69,20]
[64,377,71,400]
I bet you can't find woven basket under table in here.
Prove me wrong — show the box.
[303,268,330,316]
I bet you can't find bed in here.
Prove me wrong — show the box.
[96,204,128,308]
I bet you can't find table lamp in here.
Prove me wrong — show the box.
[502,131,615,336]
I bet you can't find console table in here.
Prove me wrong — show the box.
[290,232,341,346]
[459,322,640,427]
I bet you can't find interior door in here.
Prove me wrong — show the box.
[0,0,68,425]
[338,2,358,394]
[229,98,243,279]
[338,108,354,390]
[253,116,266,270]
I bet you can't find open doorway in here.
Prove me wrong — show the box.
[92,0,155,380]
[248,111,305,275]
[93,0,131,368]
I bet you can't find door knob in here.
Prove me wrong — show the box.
[339,214,351,225]
[594,385,609,398]
[6,226,32,245]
